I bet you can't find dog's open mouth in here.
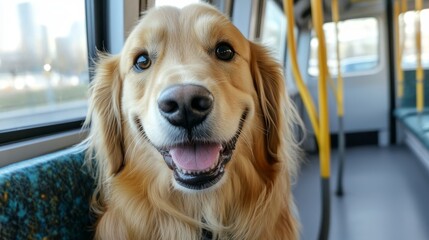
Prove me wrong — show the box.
[157,111,247,190]
[160,141,233,190]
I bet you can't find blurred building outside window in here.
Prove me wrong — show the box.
[0,0,89,132]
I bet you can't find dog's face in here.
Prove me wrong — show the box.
[123,5,255,191]
[89,4,289,193]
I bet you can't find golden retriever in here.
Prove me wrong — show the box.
[85,3,300,240]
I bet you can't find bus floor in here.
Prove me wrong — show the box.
[293,145,429,240]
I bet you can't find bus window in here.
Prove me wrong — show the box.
[308,17,379,76]
[0,0,88,132]
[400,9,429,69]
[259,0,287,64]
[155,0,201,8]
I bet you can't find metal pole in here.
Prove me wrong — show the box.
[319,178,331,240]
[336,116,346,196]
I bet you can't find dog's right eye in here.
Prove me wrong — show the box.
[133,54,151,72]
[215,43,235,61]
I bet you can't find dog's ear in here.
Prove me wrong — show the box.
[86,54,124,176]
[249,42,285,165]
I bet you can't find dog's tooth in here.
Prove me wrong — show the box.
[178,167,187,174]
[210,160,218,170]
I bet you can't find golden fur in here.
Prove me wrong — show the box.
[85,3,301,240]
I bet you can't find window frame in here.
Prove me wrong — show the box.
[257,0,288,65]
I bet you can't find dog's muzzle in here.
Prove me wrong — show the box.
[158,111,246,190]
[155,84,248,190]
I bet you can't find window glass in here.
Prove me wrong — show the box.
[308,18,379,76]
[400,9,429,69]
[155,0,201,8]
[260,0,287,63]
[0,0,88,131]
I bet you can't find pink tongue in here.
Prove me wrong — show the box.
[169,143,222,171]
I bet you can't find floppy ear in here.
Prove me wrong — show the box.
[86,54,124,176]
[249,42,285,165]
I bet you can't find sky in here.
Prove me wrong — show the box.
[0,0,203,52]
[0,0,86,52]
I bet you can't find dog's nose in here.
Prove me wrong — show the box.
[158,85,213,129]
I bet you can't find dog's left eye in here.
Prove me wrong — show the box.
[215,43,235,61]
[133,54,151,72]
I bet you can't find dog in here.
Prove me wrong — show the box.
[85,3,301,240]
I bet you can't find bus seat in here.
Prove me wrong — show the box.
[0,148,95,239]
[400,70,429,108]
[395,69,429,150]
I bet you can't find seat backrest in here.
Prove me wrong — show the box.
[0,148,95,239]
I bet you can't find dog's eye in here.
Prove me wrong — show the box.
[215,43,234,61]
[133,54,151,72]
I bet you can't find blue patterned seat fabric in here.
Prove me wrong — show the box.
[0,148,95,239]
[395,70,429,150]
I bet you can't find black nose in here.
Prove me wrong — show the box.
[158,85,213,129]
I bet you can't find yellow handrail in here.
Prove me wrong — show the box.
[332,0,344,117]
[311,0,331,179]
[282,0,331,178]
[415,0,424,113]
[283,1,331,238]
[394,0,405,98]
[282,0,320,141]
[331,0,347,197]
[311,0,332,238]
